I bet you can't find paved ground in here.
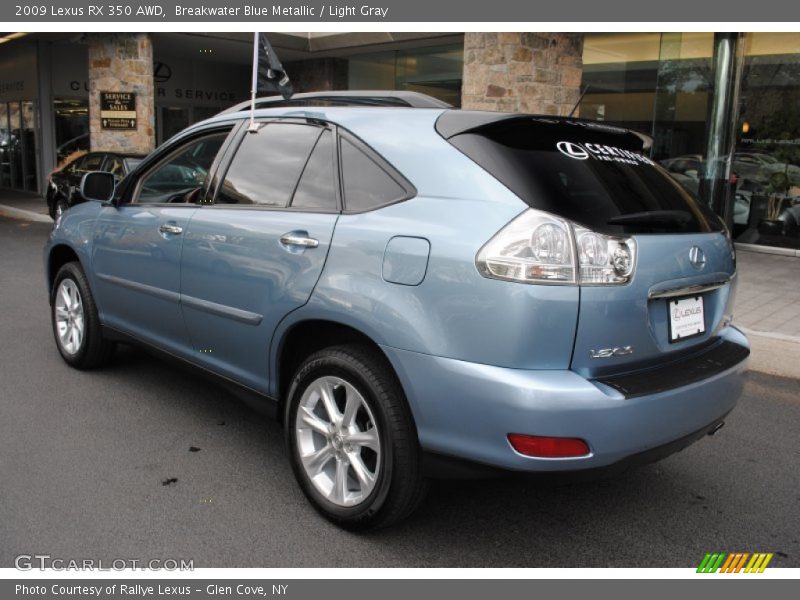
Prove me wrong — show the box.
[1,215,799,568]
[735,249,800,338]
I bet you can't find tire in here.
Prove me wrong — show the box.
[285,344,427,530]
[51,262,115,369]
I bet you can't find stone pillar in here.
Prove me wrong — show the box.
[87,33,155,154]
[462,33,584,115]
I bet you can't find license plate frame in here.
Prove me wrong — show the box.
[668,295,705,343]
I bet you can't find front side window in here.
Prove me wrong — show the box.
[215,123,322,207]
[135,133,227,204]
[81,154,105,171]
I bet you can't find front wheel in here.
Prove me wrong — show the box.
[285,345,427,530]
[51,262,115,369]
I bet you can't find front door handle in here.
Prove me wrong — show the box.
[159,223,183,235]
[280,233,319,248]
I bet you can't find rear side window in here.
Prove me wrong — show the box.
[291,130,337,211]
[216,123,322,207]
[105,155,125,177]
[448,118,723,234]
[340,137,409,212]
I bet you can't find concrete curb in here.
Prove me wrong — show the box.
[739,327,800,380]
[0,204,53,224]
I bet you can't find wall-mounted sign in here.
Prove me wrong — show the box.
[100,91,137,130]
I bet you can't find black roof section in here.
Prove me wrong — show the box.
[219,90,451,115]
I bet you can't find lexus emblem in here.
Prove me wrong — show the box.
[556,141,589,160]
[689,246,706,269]
[154,62,172,84]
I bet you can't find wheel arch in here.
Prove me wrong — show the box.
[46,244,84,298]
[273,318,404,422]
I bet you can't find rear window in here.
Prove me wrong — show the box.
[448,118,723,234]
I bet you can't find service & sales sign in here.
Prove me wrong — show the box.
[100,91,137,130]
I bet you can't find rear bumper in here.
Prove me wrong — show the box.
[382,326,749,473]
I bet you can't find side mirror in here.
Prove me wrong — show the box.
[80,171,116,202]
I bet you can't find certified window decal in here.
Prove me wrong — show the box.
[556,140,655,166]
[555,141,590,160]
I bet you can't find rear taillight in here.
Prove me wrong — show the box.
[476,208,636,285]
[507,434,590,458]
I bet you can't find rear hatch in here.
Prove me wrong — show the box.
[439,113,736,378]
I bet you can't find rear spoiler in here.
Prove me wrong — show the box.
[434,110,653,152]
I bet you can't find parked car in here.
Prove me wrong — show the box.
[56,133,90,163]
[45,97,749,529]
[660,154,703,176]
[733,152,800,186]
[46,151,144,219]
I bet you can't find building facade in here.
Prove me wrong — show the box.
[1,31,798,253]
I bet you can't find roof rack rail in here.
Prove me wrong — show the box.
[218,90,451,115]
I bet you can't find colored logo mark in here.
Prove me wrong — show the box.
[697,552,774,573]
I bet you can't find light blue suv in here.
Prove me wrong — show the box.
[45,94,749,529]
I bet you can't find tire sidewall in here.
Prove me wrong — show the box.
[285,353,396,524]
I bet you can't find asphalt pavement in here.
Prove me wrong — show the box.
[1,215,799,568]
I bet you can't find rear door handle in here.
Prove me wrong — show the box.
[159,224,183,235]
[280,233,319,248]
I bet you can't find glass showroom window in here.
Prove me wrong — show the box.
[580,33,715,200]
[733,33,800,250]
[0,100,38,192]
[348,43,464,107]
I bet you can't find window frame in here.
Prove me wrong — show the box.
[115,122,240,208]
[207,117,343,214]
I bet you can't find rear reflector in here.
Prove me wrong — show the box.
[507,434,590,458]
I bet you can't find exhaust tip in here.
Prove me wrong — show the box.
[707,421,725,436]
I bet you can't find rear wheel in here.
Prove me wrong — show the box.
[51,262,115,369]
[285,344,426,530]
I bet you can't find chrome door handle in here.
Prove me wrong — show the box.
[159,224,183,235]
[280,233,319,248]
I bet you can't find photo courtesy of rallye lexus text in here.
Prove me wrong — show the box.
[44,93,750,529]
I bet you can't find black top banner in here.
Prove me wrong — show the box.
[4,0,800,22]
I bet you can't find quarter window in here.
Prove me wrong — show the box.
[340,137,408,212]
[216,123,322,207]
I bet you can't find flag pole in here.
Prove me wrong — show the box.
[248,31,259,132]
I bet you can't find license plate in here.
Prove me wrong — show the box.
[669,295,705,342]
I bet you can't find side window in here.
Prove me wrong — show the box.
[290,130,337,211]
[216,123,321,206]
[135,133,227,205]
[81,154,105,172]
[67,156,87,172]
[105,155,125,177]
[340,137,409,212]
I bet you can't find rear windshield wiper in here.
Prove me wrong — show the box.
[607,210,692,227]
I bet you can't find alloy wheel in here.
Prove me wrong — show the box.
[294,375,381,507]
[54,279,85,355]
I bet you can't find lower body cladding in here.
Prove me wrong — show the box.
[382,327,749,473]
